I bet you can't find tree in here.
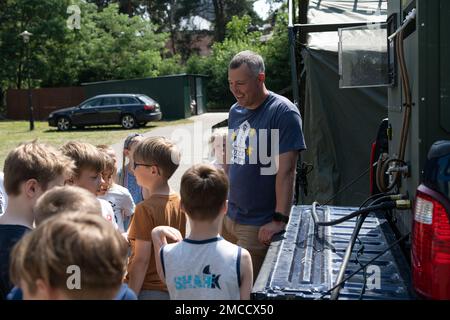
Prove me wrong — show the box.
[87,0,141,16]
[0,0,291,115]
[186,9,292,110]
[186,15,263,109]
[0,0,72,89]
[0,0,182,95]
[261,10,291,97]
[87,1,262,59]
[176,0,261,42]
[72,2,171,84]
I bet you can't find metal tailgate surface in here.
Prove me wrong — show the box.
[252,205,413,300]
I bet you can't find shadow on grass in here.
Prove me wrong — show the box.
[44,124,157,133]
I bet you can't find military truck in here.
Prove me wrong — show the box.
[252,0,450,300]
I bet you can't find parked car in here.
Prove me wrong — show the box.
[47,94,162,131]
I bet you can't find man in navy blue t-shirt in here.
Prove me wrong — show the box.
[222,50,306,278]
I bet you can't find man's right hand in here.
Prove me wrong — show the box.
[258,220,286,246]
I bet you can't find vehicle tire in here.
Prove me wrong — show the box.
[56,117,71,131]
[121,114,137,129]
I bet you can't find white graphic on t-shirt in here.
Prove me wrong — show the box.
[231,120,251,165]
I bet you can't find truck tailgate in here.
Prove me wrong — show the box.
[252,205,413,300]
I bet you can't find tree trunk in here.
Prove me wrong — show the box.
[128,0,133,17]
[169,0,177,54]
[212,0,226,42]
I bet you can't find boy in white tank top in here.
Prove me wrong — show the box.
[152,164,253,300]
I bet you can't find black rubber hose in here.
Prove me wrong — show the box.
[358,192,388,209]
[329,196,396,300]
[318,232,411,300]
[311,200,396,227]
[311,196,401,299]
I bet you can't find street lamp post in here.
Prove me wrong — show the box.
[19,30,34,131]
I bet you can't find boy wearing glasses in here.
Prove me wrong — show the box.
[125,136,186,300]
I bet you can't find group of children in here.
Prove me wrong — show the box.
[0,129,253,300]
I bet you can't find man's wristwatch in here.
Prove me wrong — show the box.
[273,211,289,224]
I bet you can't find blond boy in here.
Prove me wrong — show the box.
[0,141,74,299]
[125,136,186,300]
[209,127,229,171]
[60,141,117,228]
[10,212,128,299]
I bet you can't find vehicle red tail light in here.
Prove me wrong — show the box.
[412,187,450,299]
[143,105,155,111]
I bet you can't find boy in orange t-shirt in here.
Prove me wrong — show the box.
[125,136,186,300]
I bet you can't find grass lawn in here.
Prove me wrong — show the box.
[0,119,192,170]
